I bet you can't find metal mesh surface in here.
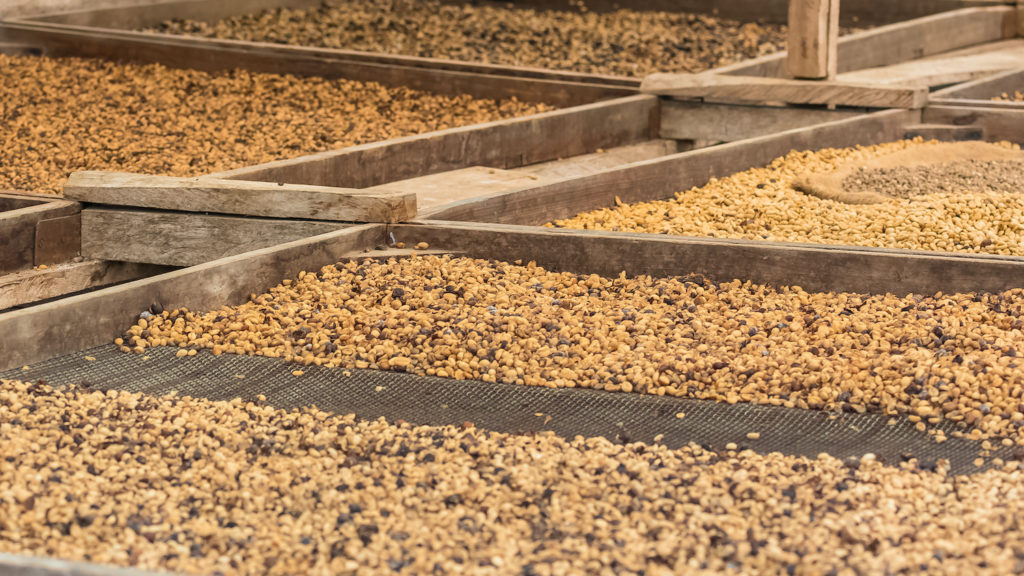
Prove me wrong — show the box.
[3,345,1018,475]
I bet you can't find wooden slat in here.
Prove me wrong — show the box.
[81,209,349,267]
[514,140,680,180]
[641,74,927,108]
[923,105,1024,142]
[212,95,658,189]
[839,40,1024,88]
[721,7,1016,78]
[369,167,548,214]
[0,260,169,311]
[64,172,415,223]
[419,108,918,225]
[787,0,840,79]
[0,225,384,370]
[659,100,864,142]
[34,213,81,266]
[397,221,1024,297]
[0,196,79,275]
[0,22,635,107]
[930,67,1024,100]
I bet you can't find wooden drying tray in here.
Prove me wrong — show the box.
[7,211,1024,370]
[0,2,1012,107]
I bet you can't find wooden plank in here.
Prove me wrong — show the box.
[64,172,415,223]
[514,140,680,180]
[0,22,636,107]
[839,41,1024,88]
[396,221,1024,298]
[721,7,1016,78]
[212,95,658,189]
[659,100,864,142]
[34,213,81,266]
[0,197,79,275]
[0,224,384,370]
[81,209,348,267]
[931,67,1024,99]
[787,0,840,79]
[641,74,927,108]
[923,105,1024,142]
[370,167,548,214]
[419,108,919,225]
[0,260,169,311]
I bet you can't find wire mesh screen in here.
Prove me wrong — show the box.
[3,345,1015,475]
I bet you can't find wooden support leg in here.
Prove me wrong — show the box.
[788,0,841,80]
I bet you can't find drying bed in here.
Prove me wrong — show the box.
[549,139,1024,256]
[1,375,1024,575]
[0,53,549,195]
[149,0,798,78]
[119,253,1024,445]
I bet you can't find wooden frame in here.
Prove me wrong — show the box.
[0,192,80,274]
[930,68,1024,109]
[9,185,1024,370]
[0,1,1008,109]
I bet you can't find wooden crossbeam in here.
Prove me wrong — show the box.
[64,171,416,223]
[81,208,349,267]
[788,0,840,79]
[640,74,927,109]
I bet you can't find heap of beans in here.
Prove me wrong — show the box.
[0,54,550,194]
[125,255,1024,444]
[2,379,1023,575]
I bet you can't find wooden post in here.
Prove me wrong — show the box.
[1018,0,1024,37]
[788,0,840,80]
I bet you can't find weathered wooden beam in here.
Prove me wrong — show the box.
[788,0,840,79]
[396,221,1024,297]
[659,100,864,142]
[0,260,170,311]
[210,95,658,189]
[641,74,927,108]
[0,225,385,370]
[930,67,1024,105]
[369,167,548,214]
[81,208,349,267]
[420,108,918,225]
[64,172,415,223]
[923,105,1024,142]
[839,41,1024,88]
